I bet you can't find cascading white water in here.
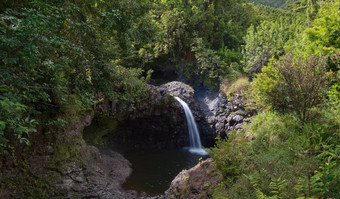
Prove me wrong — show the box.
[175,97,208,155]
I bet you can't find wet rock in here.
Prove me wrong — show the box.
[97,83,190,150]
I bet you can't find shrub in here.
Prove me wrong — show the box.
[0,86,36,155]
[254,53,333,122]
[210,112,325,198]
[210,135,248,180]
[222,76,251,100]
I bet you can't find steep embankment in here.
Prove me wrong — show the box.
[0,112,135,198]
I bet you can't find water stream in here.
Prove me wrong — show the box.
[175,97,208,155]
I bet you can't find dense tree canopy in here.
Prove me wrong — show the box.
[0,0,155,154]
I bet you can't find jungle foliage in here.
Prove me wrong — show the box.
[0,0,257,155]
[212,0,339,198]
[0,0,155,155]
[0,0,339,198]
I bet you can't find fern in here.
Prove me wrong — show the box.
[255,189,269,199]
[249,174,286,199]
[269,176,287,199]
[295,173,323,198]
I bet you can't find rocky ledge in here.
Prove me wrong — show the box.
[165,158,223,199]
[55,147,134,199]
[160,81,195,105]
[0,112,136,199]
[160,81,256,141]
[194,86,256,138]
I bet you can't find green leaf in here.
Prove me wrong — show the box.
[0,121,5,131]
[2,58,18,64]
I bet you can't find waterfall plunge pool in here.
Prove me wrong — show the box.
[83,118,210,197]
[83,96,211,196]
[122,148,209,196]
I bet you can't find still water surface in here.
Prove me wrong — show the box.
[122,148,209,196]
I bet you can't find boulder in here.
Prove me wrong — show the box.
[160,81,195,105]
[165,158,223,199]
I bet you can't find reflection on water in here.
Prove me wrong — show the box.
[122,148,209,196]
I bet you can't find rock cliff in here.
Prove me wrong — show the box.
[194,87,256,138]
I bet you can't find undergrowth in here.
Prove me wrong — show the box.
[210,106,340,199]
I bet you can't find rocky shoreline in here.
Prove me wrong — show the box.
[165,158,223,199]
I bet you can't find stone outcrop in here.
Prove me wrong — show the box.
[51,114,131,198]
[158,81,256,142]
[194,86,256,138]
[55,147,134,199]
[165,158,223,199]
[159,81,195,105]
[0,113,135,199]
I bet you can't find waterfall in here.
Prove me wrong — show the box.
[175,97,208,155]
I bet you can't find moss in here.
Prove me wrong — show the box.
[59,95,90,124]
[55,142,84,162]
[83,116,121,147]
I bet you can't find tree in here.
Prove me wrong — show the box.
[0,0,153,155]
[304,0,340,54]
[243,20,288,73]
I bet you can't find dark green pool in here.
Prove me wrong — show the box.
[122,148,209,196]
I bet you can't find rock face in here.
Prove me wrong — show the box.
[55,147,134,199]
[0,113,135,199]
[158,81,256,143]
[96,81,255,149]
[101,84,190,150]
[159,81,215,146]
[165,158,223,199]
[52,114,132,198]
[194,86,256,138]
